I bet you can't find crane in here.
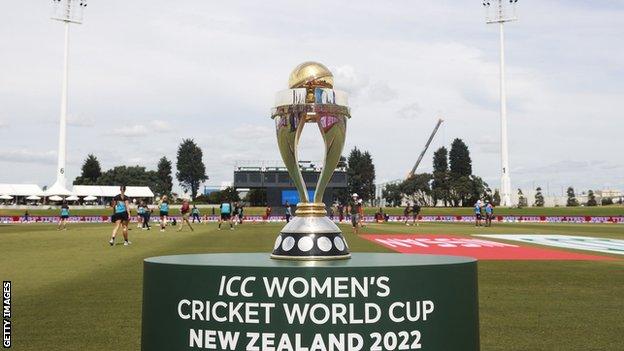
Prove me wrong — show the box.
[407,118,444,179]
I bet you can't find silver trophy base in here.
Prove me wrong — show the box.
[271,216,351,260]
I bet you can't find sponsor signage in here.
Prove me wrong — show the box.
[141,253,480,351]
[2,215,623,224]
[361,234,615,260]
[476,235,624,256]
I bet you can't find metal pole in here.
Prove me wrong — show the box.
[55,21,70,189]
[499,20,512,207]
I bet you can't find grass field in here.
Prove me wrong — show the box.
[1,221,623,350]
[1,205,622,217]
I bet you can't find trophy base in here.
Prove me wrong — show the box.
[271,215,351,260]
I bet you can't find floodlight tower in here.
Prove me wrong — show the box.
[483,0,518,207]
[47,0,87,195]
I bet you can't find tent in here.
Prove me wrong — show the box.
[45,182,73,197]
[0,184,44,197]
[72,185,154,198]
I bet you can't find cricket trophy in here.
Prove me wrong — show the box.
[270,61,351,260]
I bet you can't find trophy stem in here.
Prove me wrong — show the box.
[295,202,326,217]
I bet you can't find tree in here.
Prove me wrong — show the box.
[482,186,494,204]
[346,147,376,203]
[176,139,208,199]
[566,186,579,207]
[154,156,173,196]
[73,154,101,185]
[493,189,501,206]
[96,166,159,187]
[382,183,403,207]
[401,173,433,206]
[601,197,614,205]
[466,176,488,206]
[221,187,240,202]
[517,189,528,208]
[586,190,597,206]
[246,189,267,206]
[534,187,545,207]
[449,138,472,178]
[447,139,473,206]
[448,176,473,207]
[431,147,450,206]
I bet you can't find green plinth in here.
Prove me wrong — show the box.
[141,253,479,351]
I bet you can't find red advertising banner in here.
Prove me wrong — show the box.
[361,234,616,260]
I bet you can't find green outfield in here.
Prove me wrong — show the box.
[1,221,622,350]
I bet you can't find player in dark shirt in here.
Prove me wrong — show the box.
[58,201,70,231]
[177,199,194,232]
[109,185,131,246]
[350,194,362,235]
[412,203,421,226]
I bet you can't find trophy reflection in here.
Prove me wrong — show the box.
[271,62,351,260]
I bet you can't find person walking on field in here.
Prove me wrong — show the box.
[141,201,151,230]
[236,203,244,224]
[338,203,344,222]
[109,185,131,246]
[412,202,421,226]
[403,203,412,226]
[350,194,362,235]
[191,204,201,223]
[232,203,240,225]
[264,204,272,222]
[284,202,292,223]
[474,200,483,227]
[358,199,365,228]
[136,202,144,229]
[218,201,234,230]
[177,199,194,232]
[485,201,494,227]
[58,200,70,230]
[159,195,170,232]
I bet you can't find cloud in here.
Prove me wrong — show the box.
[0,120,8,129]
[475,136,499,154]
[110,120,171,137]
[112,125,149,137]
[67,114,95,127]
[397,103,422,120]
[332,65,369,96]
[153,120,171,132]
[366,81,398,103]
[0,149,56,164]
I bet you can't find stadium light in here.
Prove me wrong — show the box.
[483,0,518,207]
[47,0,86,196]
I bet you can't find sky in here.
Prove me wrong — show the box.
[0,0,622,196]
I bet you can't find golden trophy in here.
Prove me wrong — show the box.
[270,62,351,260]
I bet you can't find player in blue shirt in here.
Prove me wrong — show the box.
[109,185,131,246]
[57,200,70,231]
[159,195,170,232]
[485,201,494,227]
[474,200,483,227]
[218,202,234,230]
